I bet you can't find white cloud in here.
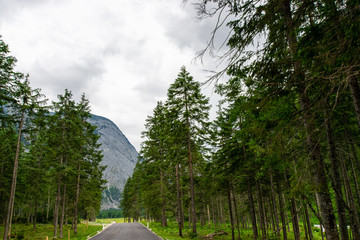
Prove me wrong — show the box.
[0,0,228,151]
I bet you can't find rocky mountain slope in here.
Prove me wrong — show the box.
[89,114,138,210]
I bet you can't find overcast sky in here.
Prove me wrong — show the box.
[0,0,229,151]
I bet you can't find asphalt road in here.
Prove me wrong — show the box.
[89,223,162,240]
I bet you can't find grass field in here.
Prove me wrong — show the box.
[0,222,104,240]
[140,220,326,240]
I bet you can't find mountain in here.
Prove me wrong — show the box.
[89,114,138,210]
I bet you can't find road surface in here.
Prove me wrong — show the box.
[89,223,162,240]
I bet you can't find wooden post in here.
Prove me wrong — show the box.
[46,237,48,240]
[68,229,70,240]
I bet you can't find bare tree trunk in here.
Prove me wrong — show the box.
[59,182,66,238]
[302,211,308,240]
[290,198,300,240]
[348,74,360,128]
[304,203,313,240]
[277,184,287,240]
[349,152,360,205]
[270,172,280,236]
[340,154,360,239]
[324,105,349,240]
[219,196,224,224]
[257,180,266,239]
[74,163,81,234]
[344,134,360,205]
[33,199,38,230]
[188,147,196,234]
[211,197,217,230]
[217,196,222,230]
[3,111,24,240]
[243,139,257,239]
[160,169,167,227]
[231,190,241,240]
[175,164,183,237]
[53,175,61,237]
[46,188,50,222]
[248,178,258,240]
[207,204,211,229]
[180,186,184,230]
[315,194,325,240]
[228,189,235,240]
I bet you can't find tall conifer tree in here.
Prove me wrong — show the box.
[165,66,210,234]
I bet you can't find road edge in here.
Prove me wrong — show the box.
[87,222,115,240]
[139,222,164,240]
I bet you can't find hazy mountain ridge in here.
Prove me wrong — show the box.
[89,114,138,210]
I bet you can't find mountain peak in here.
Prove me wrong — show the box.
[89,114,138,210]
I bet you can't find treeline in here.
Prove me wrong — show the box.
[121,1,360,240]
[97,209,123,219]
[0,37,105,239]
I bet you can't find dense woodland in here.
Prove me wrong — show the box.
[121,1,360,240]
[0,38,105,239]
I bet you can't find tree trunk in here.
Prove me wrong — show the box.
[324,105,349,240]
[211,197,217,230]
[290,198,300,240]
[231,190,241,240]
[217,196,222,230]
[315,194,325,240]
[304,203,313,240]
[228,189,235,240]
[33,199,38,230]
[185,97,197,234]
[160,169,167,227]
[74,163,81,234]
[340,154,360,239]
[180,186,184,230]
[59,182,67,238]
[344,134,360,206]
[188,145,196,234]
[243,139,257,239]
[281,0,340,238]
[349,153,360,205]
[175,164,183,237]
[219,196,224,225]
[207,204,211,229]
[348,74,360,128]
[248,178,258,239]
[53,175,61,237]
[46,188,50,222]
[3,111,24,240]
[277,184,287,240]
[270,172,280,236]
[302,209,308,240]
[188,198,192,229]
[257,180,266,239]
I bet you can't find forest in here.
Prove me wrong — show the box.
[121,1,360,240]
[0,38,105,239]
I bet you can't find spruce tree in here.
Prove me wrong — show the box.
[165,66,210,234]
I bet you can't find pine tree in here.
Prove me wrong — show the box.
[165,66,210,234]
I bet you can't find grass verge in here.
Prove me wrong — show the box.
[0,222,103,240]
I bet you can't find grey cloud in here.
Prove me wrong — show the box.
[133,78,168,102]
[163,5,232,56]
[0,0,52,22]
[30,56,105,99]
